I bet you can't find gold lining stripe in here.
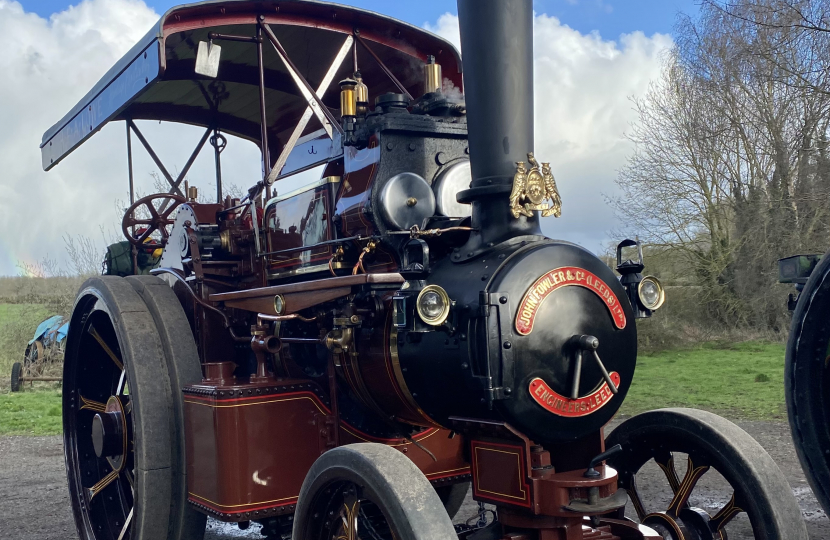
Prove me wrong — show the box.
[88,469,119,500]
[184,395,328,415]
[79,395,107,413]
[88,325,123,371]
[185,394,442,447]
[189,491,298,509]
[667,456,708,514]
[473,446,527,500]
[340,424,440,447]
[427,466,472,476]
[387,325,441,427]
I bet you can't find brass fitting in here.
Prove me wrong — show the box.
[219,229,231,252]
[424,55,442,94]
[325,327,354,354]
[354,71,369,115]
[340,78,358,118]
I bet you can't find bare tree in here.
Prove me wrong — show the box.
[614,0,830,330]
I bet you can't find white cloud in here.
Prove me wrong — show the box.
[0,0,160,274]
[0,3,671,275]
[426,13,672,252]
[0,0,264,276]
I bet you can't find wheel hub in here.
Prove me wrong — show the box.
[90,396,127,468]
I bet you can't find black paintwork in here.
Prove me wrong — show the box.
[398,239,638,443]
[455,0,541,256]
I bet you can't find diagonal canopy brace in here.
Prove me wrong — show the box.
[128,120,183,197]
[260,21,344,138]
[266,35,353,186]
[127,120,213,210]
[354,32,414,101]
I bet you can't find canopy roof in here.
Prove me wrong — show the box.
[41,0,463,171]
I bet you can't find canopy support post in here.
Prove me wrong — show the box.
[126,120,138,275]
[127,119,212,212]
[126,121,135,207]
[256,18,271,201]
[158,125,212,213]
[260,21,344,135]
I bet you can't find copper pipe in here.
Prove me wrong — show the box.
[228,326,253,343]
[257,313,317,325]
[149,268,231,328]
[386,226,475,238]
[280,337,323,344]
[351,240,376,275]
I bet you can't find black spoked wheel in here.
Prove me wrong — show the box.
[125,275,206,540]
[63,276,177,540]
[10,361,22,392]
[293,443,457,540]
[607,408,807,540]
[786,250,830,516]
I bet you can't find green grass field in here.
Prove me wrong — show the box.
[0,340,788,436]
[0,390,62,436]
[0,302,63,435]
[619,341,787,419]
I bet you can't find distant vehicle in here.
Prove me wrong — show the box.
[779,253,830,516]
[10,315,68,392]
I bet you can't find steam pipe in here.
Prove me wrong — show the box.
[456,0,541,253]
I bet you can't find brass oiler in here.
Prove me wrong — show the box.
[339,78,358,118]
[424,55,442,94]
[354,70,369,115]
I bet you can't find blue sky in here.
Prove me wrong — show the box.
[18,0,699,40]
[0,0,689,274]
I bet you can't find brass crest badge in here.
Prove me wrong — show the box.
[509,152,562,219]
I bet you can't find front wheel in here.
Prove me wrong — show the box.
[607,408,807,540]
[292,443,457,540]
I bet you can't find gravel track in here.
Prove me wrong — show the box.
[0,420,826,539]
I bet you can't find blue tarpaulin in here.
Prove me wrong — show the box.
[29,316,69,347]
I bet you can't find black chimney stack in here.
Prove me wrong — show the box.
[456,0,541,257]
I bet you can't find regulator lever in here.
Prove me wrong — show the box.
[584,444,623,478]
[570,350,582,400]
[592,349,618,395]
[569,334,602,399]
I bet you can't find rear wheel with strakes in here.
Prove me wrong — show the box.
[62,276,204,540]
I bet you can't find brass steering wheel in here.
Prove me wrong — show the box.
[121,193,186,247]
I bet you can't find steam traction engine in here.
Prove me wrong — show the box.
[43,1,807,539]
